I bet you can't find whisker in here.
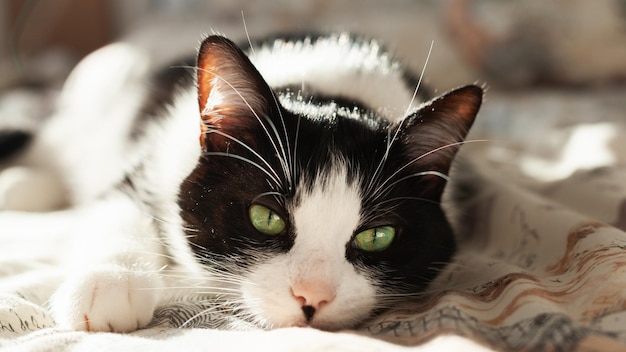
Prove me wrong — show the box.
[292,116,302,187]
[251,191,286,205]
[366,114,411,199]
[365,41,433,198]
[178,295,266,328]
[241,11,255,56]
[259,94,293,190]
[370,139,489,201]
[415,139,490,164]
[180,306,223,328]
[373,171,449,201]
[156,269,246,283]
[375,196,440,208]
[404,40,433,117]
[203,152,282,187]
[205,128,282,182]
[149,214,199,233]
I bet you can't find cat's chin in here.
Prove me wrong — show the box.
[305,320,355,332]
[269,319,353,331]
[254,309,365,331]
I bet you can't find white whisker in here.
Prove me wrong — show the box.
[180,306,223,328]
[258,96,293,190]
[374,171,449,201]
[205,128,282,183]
[374,196,440,208]
[404,40,433,117]
[252,191,285,205]
[370,139,489,201]
[241,11,255,56]
[204,152,282,187]
[364,42,433,198]
[414,139,489,164]
[292,116,302,186]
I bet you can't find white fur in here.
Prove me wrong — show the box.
[25,43,152,204]
[29,44,206,332]
[139,88,207,276]
[52,264,160,332]
[250,34,417,121]
[241,163,376,329]
[47,192,163,332]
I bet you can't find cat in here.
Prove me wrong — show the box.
[11,33,482,332]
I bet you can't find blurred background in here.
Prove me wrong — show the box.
[2,0,626,90]
[0,0,625,183]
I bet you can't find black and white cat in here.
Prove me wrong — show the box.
[13,33,482,332]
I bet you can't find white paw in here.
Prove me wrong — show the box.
[51,267,161,332]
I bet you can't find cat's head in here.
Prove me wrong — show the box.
[179,35,482,330]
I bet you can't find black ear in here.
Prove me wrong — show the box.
[196,35,275,151]
[394,85,482,177]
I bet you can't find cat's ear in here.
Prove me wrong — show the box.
[395,85,482,176]
[196,35,275,150]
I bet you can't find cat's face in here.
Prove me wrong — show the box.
[179,36,482,330]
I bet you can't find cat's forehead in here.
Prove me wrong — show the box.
[290,162,362,248]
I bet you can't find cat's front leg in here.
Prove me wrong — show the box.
[51,263,163,332]
[48,194,171,332]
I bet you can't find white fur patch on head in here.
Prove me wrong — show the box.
[249,33,417,121]
[240,163,377,329]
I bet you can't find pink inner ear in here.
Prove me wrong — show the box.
[197,53,215,117]
[195,36,274,150]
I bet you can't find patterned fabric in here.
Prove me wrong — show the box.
[365,163,626,350]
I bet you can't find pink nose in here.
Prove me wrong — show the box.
[290,282,336,321]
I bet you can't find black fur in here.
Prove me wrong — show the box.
[0,130,32,161]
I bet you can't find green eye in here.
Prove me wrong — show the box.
[352,226,396,252]
[249,204,286,236]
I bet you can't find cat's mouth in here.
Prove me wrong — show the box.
[270,314,354,331]
[244,296,371,332]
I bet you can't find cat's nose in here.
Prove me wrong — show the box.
[290,282,336,321]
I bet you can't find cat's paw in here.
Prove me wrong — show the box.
[51,266,161,332]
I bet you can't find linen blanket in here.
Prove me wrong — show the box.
[1,89,626,351]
